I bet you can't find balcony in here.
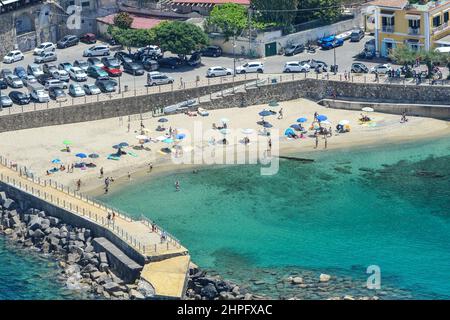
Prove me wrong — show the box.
[382,25,395,33]
[408,27,420,35]
[432,22,449,35]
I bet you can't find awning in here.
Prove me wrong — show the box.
[405,14,421,20]
[435,34,450,45]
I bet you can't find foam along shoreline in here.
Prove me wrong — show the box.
[0,98,448,196]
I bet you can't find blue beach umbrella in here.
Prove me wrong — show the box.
[89,153,99,159]
[119,142,129,148]
[259,110,272,117]
[317,115,327,122]
[75,153,87,159]
[290,124,301,130]
[284,128,295,136]
[51,159,62,164]
[176,133,186,140]
[297,117,307,123]
[112,145,120,149]
[158,118,169,123]
[268,100,279,107]
[263,122,273,128]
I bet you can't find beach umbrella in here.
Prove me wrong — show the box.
[63,140,72,145]
[136,135,148,140]
[242,128,254,135]
[220,118,230,124]
[112,144,120,149]
[297,117,307,123]
[317,115,327,122]
[158,118,169,123]
[339,120,350,125]
[362,107,374,112]
[259,110,272,117]
[163,138,174,144]
[75,153,87,159]
[290,124,301,130]
[220,128,231,135]
[284,128,295,136]
[268,100,279,107]
[51,159,62,164]
[88,153,99,159]
[176,133,186,140]
[263,122,273,128]
[320,120,331,125]
[119,142,129,147]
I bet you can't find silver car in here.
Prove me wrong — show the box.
[83,45,110,57]
[69,83,85,97]
[147,71,174,86]
[83,83,101,95]
[34,51,57,64]
[27,64,44,77]
[23,75,38,86]
[51,70,70,82]
[0,94,13,107]
[6,74,24,88]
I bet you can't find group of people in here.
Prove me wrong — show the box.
[359,113,371,122]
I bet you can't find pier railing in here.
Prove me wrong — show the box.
[0,156,184,258]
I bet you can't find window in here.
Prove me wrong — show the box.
[433,15,441,27]
[82,1,90,7]
[408,19,420,28]
[444,12,449,23]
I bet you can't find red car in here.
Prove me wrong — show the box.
[102,65,122,77]
[80,33,97,44]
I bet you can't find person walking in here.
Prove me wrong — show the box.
[277,108,283,120]
[127,122,131,133]
[100,167,104,178]
[324,135,328,149]
[76,179,81,191]
[128,172,131,180]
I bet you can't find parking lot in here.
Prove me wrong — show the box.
[0,34,445,113]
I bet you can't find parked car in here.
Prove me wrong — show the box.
[68,67,88,81]
[87,57,104,68]
[35,52,57,64]
[283,61,310,73]
[200,45,222,57]
[14,66,27,79]
[37,74,54,86]
[83,83,101,95]
[73,60,89,72]
[83,45,110,57]
[51,69,70,82]
[300,59,328,72]
[58,62,73,72]
[95,79,117,93]
[102,65,122,77]
[370,64,392,74]
[9,91,30,105]
[57,35,79,49]
[6,74,24,88]
[0,94,13,107]
[157,57,183,69]
[22,75,38,86]
[45,79,68,90]
[48,87,67,102]
[114,51,134,65]
[350,29,365,42]
[136,45,162,58]
[101,57,121,68]
[147,71,174,86]
[321,38,344,50]
[29,84,50,103]
[142,58,159,71]
[3,50,24,63]
[33,42,56,55]
[27,64,44,78]
[284,44,305,56]
[235,61,264,74]
[0,79,7,90]
[351,62,369,73]
[43,63,58,75]
[206,66,233,77]
[80,33,97,44]
[69,83,86,97]
[188,52,202,67]
[122,62,145,76]
[1,69,13,79]
[86,66,109,79]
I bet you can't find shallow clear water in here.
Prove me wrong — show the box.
[100,136,450,299]
[0,239,82,300]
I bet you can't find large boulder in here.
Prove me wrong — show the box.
[200,283,218,300]
[129,289,145,300]
[0,191,7,205]
[3,198,16,210]
[319,274,331,282]
[28,216,43,231]
[103,282,121,292]
[48,217,59,227]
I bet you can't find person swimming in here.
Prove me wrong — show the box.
[175,180,180,191]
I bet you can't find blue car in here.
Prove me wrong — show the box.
[14,66,27,79]
[317,35,335,46]
[321,38,344,50]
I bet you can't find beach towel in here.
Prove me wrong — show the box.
[107,155,120,160]
[128,151,138,157]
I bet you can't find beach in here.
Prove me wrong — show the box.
[0,98,448,195]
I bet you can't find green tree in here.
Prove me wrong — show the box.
[113,12,133,29]
[314,0,342,23]
[108,26,156,51]
[389,46,416,77]
[207,3,248,41]
[252,0,299,30]
[418,50,448,78]
[153,21,209,58]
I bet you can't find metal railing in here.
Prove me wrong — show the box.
[0,155,184,257]
[382,25,395,33]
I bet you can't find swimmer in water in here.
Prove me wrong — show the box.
[175,180,180,191]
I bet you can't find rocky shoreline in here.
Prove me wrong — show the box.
[0,191,148,300]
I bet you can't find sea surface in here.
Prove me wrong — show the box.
[1,136,449,299]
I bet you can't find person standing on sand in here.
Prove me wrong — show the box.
[277,108,283,120]
[314,132,319,149]
[148,163,153,173]
[127,122,131,133]
[76,179,81,191]
[100,167,104,178]
[324,135,328,149]
[128,172,131,180]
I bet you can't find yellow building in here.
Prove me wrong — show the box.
[365,0,450,57]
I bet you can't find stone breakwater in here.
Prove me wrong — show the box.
[0,190,149,300]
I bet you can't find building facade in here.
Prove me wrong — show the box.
[365,0,450,57]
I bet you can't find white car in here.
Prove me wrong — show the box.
[83,84,101,95]
[51,70,70,82]
[83,45,110,57]
[33,42,56,55]
[147,71,174,86]
[206,66,233,77]
[370,64,392,74]
[23,75,38,86]
[235,61,264,74]
[283,61,310,73]
[69,83,86,97]
[3,50,24,63]
[5,74,24,88]
[30,88,50,103]
[45,79,68,90]
[68,67,87,81]
[27,64,44,77]
[34,51,57,64]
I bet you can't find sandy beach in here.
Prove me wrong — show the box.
[0,98,448,195]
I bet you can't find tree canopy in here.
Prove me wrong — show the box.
[113,12,133,29]
[153,21,209,57]
[207,3,248,41]
[108,26,156,50]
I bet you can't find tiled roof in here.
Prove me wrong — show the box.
[367,0,408,9]
[97,13,165,29]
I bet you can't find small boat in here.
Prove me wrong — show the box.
[197,108,209,116]
[336,31,352,41]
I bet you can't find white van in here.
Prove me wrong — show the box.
[434,46,450,53]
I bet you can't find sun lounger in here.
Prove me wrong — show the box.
[107,155,120,160]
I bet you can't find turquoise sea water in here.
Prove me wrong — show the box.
[100,137,450,299]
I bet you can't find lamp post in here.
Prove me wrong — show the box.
[333,46,337,75]
[233,34,236,76]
